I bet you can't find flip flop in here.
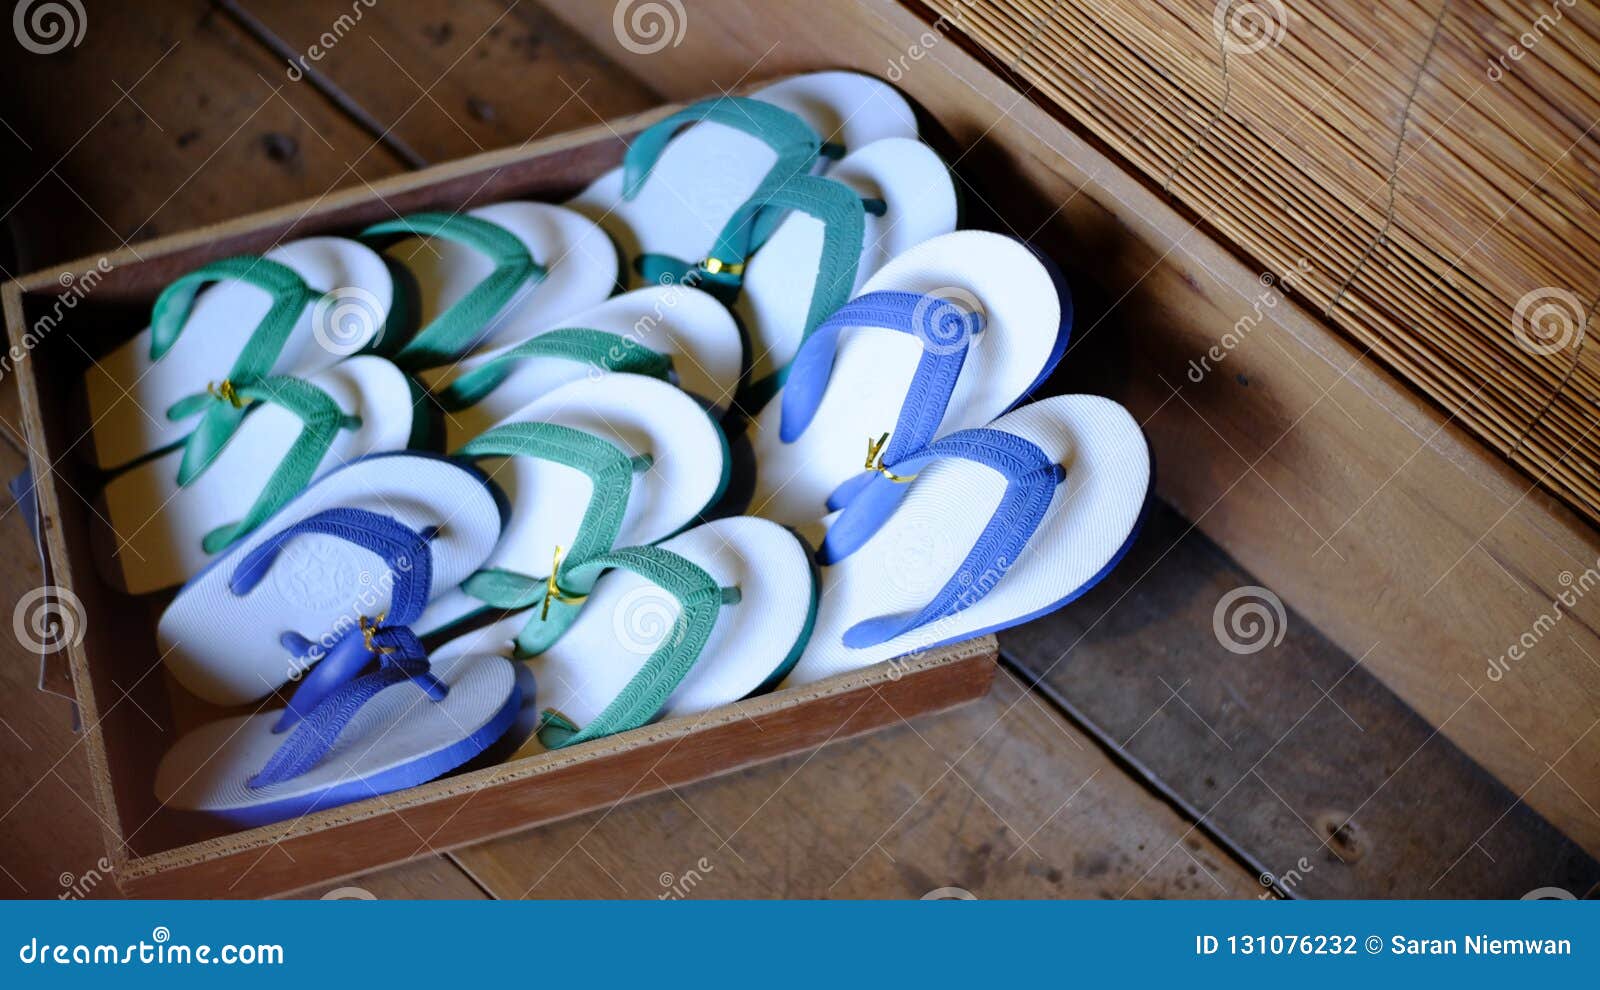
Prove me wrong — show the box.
[362,202,617,369]
[782,395,1150,687]
[158,452,504,706]
[97,355,424,595]
[746,231,1071,528]
[422,284,744,448]
[414,373,730,639]
[728,137,959,406]
[432,516,816,753]
[154,505,518,827]
[569,71,916,292]
[82,237,396,472]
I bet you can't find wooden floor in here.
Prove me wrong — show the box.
[0,0,1594,899]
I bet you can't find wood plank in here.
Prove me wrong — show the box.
[536,0,1600,859]
[454,669,1259,899]
[234,0,661,164]
[1004,502,1600,898]
[292,857,490,900]
[0,0,407,270]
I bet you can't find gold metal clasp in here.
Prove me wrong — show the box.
[360,612,396,655]
[864,432,918,484]
[206,379,247,409]
[699,256,745,277]
[541,545,589,620]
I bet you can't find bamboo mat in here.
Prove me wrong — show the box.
[922,0,1600,523]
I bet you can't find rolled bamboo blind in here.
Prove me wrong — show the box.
[919,0,1600,524]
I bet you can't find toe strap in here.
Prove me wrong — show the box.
[455,423,654,653]
[228,507,448,789]
[228,506,435,619]
[438,327,673,411]
[230,507,440,735]
[361,212,544,368]
[780,290,984,446]
[248,629,446,790]
[151,254,321,365]
[622,96,821,201]
[537,545,740,749]
[186,377,366,554]
[827,428,1064,649]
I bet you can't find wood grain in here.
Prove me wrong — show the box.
[296,857,489,900]
[1004,503,1600,898]
[535,0,1600,858]
[0,0,408,268]
[0,412,110,899]
[233,0,660,164]
[454,670,1259,899]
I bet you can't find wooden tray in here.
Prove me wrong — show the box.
[0,107,998,898]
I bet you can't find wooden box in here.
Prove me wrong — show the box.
[0,107,998,898]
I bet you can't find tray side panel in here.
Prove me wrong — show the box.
[118,644,997,898]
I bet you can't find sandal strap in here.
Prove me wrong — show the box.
[438,327,673,412]
[636,180,880,323]
[362,212,544,368]
[229,508,441,745]
[156,256,325,468]
[622,96,821,203]
[628,97,825,300]
[538,545,739,750]
[634,253,746,304]
[229,507,435,616]
[826,428,1064,648]
[634,182,862,300]
[780,290,984,449]
[177,376,362,555]
[248,626,446,789]
[455,423,651,650]
[720,176,874,407]
[151,254,323,367]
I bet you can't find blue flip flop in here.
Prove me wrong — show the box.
[747,231,1072,528]
[155,506,519,827]
[782,395,1149,687]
